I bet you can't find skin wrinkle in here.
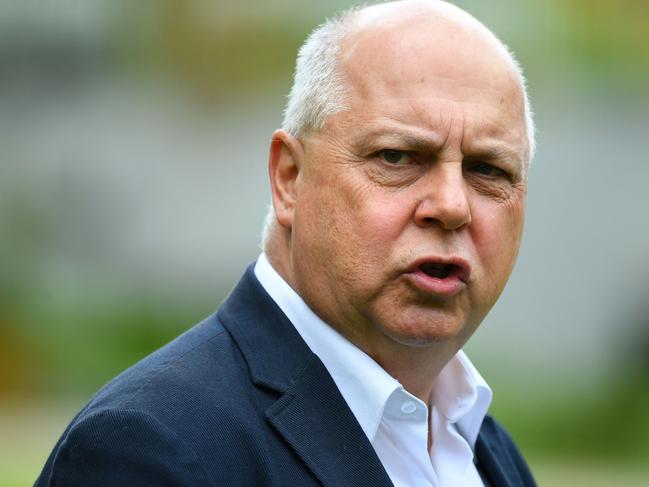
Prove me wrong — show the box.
[342,98,526,177]
[354,124,522,170]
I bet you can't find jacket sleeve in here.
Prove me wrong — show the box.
[35,409,213,487]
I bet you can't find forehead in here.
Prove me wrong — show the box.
[332,12,528,162]
[339,10,522,104]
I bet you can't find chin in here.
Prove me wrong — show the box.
[381,316,468,348]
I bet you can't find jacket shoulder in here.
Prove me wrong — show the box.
[82,313,235,411]
[478,415,537,486]
[34,408,213,486]
[35,312,277,486]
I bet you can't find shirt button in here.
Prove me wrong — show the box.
[400,401,417,414]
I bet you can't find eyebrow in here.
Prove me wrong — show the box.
[355,127,522,163]
[355,129,445,154]
[469,143,522,162]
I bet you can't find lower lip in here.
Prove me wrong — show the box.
[406,270,466,297]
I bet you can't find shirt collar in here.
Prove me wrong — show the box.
[433,349,492,448]
[254,253,492,449]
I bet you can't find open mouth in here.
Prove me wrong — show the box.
[413,257,470,283]
[407,257,470,295]
[419,262,457,279]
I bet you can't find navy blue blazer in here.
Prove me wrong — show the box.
[36,265,536,486]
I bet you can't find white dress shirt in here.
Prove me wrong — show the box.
[254,253,492,487]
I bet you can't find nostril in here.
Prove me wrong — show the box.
[420,216,437,225]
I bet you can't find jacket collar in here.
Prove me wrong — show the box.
[217,263,312,393]
[217,264,394,487]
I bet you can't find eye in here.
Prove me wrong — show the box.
[379,149,410,165]
[466,161,508,179]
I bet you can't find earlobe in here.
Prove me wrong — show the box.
[268,129,304,229]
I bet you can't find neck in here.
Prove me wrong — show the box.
[264,228,294,285]
[358,337,461,403]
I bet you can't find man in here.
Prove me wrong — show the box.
[36,1,536,485]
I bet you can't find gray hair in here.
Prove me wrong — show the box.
[281,8,361,137]
[261,1,536,249]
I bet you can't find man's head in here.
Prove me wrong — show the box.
[264,0,532,376]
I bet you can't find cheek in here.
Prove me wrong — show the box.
[316,164,412,245]
[352,193,413,244]
[300,181,414,296]
[471,199,525,288]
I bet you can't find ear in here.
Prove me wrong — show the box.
[268,129,305,230]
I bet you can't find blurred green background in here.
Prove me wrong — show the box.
[2,1,648,485]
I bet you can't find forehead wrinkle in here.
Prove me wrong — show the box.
[348,94,522,136]
[460,118,525,163]
[350,120,524,168]
[353,124,449,154]
[352,123,520,162]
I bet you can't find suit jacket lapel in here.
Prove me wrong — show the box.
[475,417,524,487]
[266,355,393,487]
[218,265,393,487]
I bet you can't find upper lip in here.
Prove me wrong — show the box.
[406,256,472,282]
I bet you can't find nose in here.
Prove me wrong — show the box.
[414,163,471,230]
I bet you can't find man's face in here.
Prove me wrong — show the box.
[286,16,529,360]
